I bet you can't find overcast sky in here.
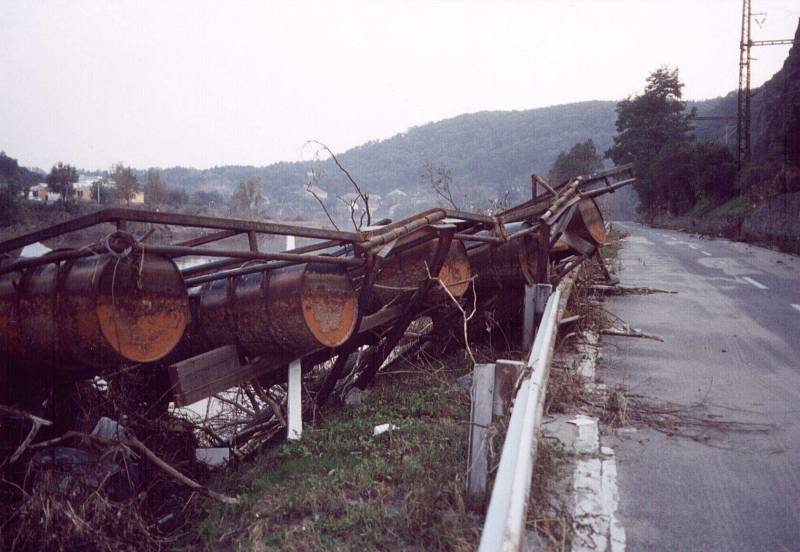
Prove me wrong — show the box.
[1,0,797,171]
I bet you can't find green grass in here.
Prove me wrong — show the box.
[686,198,713,217]
[192,356,480,551]
[707,196,753,218]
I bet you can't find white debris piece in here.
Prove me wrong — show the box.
[373,423,398,437]
[20,242,52,258]
[195,448,231,467]
[91,416,129,442]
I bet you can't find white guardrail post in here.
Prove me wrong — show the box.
[478,285,562,552]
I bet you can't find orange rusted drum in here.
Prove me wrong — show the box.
[61,253,189,366]
[198,262,358,356]
[551,198,606,260]
[573,198,607,246]
[0,253,189,370]
[466,224,540,291]
[197,277,238,347]
[373,228,471,310]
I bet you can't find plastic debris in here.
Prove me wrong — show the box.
[373,423,398,437]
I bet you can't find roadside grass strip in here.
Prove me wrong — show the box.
[195,357,480,551]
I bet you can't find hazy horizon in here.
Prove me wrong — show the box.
[2,0,797,172]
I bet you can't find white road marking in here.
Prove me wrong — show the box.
[742,276,768,290]
[688,244,698,250]
[701,251,712,256]
[791,304,800,314]
[571,416,626,552]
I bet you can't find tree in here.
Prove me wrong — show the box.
[46,162,79,201]
[687,142,737,202]
[90,177,115,204]
[606,67,695,213]
[548,139,604,184]
[1,152,40,223]
[111,164,139,205]
[193,190,224,209]
[647,141,737,215]
[165,187,190,207]
[421,161,458,209]
[232,177,263,217]
[144,169,167,205]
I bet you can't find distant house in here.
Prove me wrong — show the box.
[131,191,145,204]
[28,183,61,202]
[305,184,328,200]
[73,184,93,202]
[74,175,106,202]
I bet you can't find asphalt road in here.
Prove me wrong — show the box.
[600,222,800,551]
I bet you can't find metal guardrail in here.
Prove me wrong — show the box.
[478,281,565,552]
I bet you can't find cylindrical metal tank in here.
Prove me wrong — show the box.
[197,262,358,356]
[0,252,189,370]
[551,198,606,260]
[372,228,471,310]
[465,223,540,291]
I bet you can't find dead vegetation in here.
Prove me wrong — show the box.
[580,386,773,446]
[1,380,212,551]
[526,440,574,552]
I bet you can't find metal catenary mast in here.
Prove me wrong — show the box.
[737,0,797,168]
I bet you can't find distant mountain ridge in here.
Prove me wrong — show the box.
[145,95,739,219]
[154,100,619,203]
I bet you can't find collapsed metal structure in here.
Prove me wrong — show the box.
[0,164,634,414]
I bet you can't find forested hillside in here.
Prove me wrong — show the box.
[143,97,737,221]
[152,101,618,217]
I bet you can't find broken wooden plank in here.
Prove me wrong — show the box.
[601,325,664,342]
[559,314,581,326]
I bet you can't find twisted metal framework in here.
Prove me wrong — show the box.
[0,164,634,409]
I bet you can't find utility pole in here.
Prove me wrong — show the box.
[694,116,736,146]
[736,0,797,168]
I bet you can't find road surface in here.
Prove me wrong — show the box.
[600,222,800,551]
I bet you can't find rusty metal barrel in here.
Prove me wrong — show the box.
[0,252,189,370]
[372,227,471,310]
[198,262,358,356]
[551,198,606,260]
[465,222,541,291]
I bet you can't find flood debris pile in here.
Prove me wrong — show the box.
[0,164,633,550]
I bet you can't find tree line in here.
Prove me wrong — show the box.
[549,67,742,218]
[0,151,274,227]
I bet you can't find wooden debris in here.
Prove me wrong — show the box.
[589,284,676,295]
[601,325,664,342]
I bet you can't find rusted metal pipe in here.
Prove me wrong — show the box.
[0,207,365,256]
[361,211,447,252]
[142,244,361,267]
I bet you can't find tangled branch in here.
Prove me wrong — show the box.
[307,140,371,229]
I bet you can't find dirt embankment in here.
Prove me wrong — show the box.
[649,192,800,254]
